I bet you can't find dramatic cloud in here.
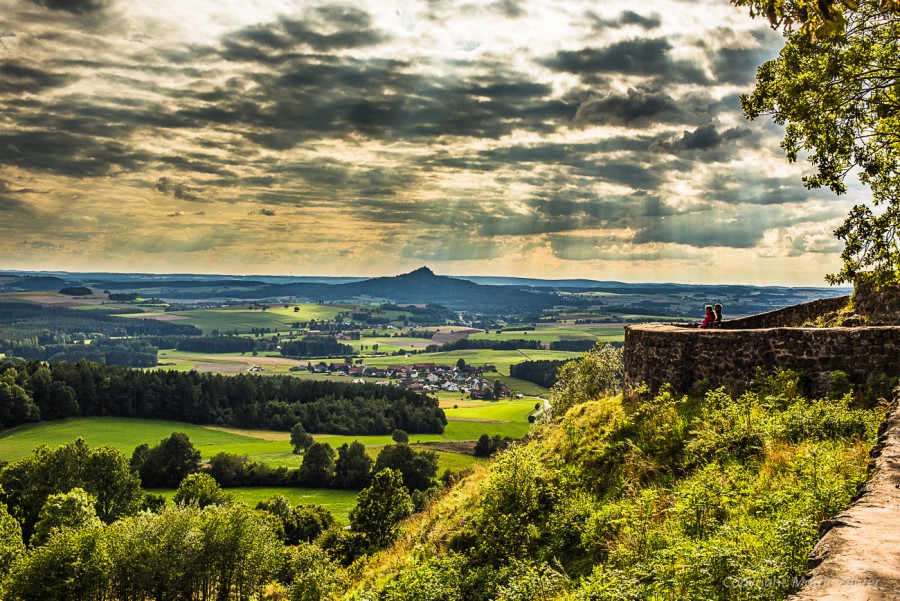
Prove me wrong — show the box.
[0,0,860,284]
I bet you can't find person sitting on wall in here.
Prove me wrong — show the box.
[713,303,723,327]
[698,305,715,329]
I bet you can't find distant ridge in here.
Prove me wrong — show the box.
[220,266,557,309]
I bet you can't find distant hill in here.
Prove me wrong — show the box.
[214,267,558,309]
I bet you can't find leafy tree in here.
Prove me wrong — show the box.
[5,525,108,601]
[287,542,349,601]
[0,500,25,587]
[194,504,283,600]
[549,342,622,419]
[349,468,413,548]
[392,429,409,444]
[82,445,143,523]
[132,432,202,488]
[0,372,40,427]
[290,422,314,454]
[0,439,142,541]
[373,444,438,492]
[333,441,374,490]
[30,488,101,547]
[739,0,900,283]
[255,496,335,545]
[297,442,335,487]
[173,473,232,508]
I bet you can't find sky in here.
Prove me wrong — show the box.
[0,0,867,285]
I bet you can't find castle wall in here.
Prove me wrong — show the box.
[854,279,900,325]
[623,277,900,395]
[720,295,850,329]
[623,323,900,395]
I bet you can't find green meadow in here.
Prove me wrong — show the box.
[161,303,350,334]
[151,487,361,523]
[0,398,535,468]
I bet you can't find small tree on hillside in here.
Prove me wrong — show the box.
[173,473,232,508]
[298,442,335,487]
[290,422,314,454]
[349,468,412,548]
[391,429,409,444]
[549,342,622,419]
[30,488,101,547]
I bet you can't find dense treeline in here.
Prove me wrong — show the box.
[174,335,257,354]
[0,302,200,347]
[509,359,569,388]
[58,286,93,296]
[548,339,597,352]
[280,336,353,358]
[379,303,456,324]
[0,359,446,434]
[426,338,543,352]
[3,339,158,368]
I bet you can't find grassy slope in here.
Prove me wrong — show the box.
[348,382,884,600]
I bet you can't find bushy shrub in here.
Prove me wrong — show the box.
[549,342,622,418]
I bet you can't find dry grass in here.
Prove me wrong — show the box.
[201,425,291,441]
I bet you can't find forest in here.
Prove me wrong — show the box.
[0,360,446,435]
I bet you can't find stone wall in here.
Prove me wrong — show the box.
[623,323,900,395]
[721,295,850,329]
[854,279,900,325]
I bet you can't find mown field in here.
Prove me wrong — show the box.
[149,487,361,522]
[156,304,350,334]
[0,397,535,518]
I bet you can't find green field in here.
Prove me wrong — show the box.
[361,349,581,375]
[162,304,350,334]
[151,487,360,523]
[0,398,536,469]
[470,324,625,344]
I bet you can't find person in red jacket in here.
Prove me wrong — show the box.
[698,305,715,329]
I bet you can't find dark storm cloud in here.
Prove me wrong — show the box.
[703,176,839,206]
[26,0,110,14]
[225,55,568,146]
[712,46,777,84]
[0,61,74,94]
[588,10,662,30]
[221,8,386,63]
[0,130,150,177]
[543,38,706,83]
[0,179,35,213]
[573,88,684,127]
[155,177,202,202]
[657,123,754,152]
[491,0,526,18]
[618,11,662,29]
[632,214,765,248]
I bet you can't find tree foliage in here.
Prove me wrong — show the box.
[131,432,202,489]
[549,342,622,418]
[30,488,102,547]
[290,422,315,454]
[0,438,142,541]
[0,359,446,435]
[373,444,439,492]
[333,441,374,490]
[739,0,900,283]
[173,472,232,508]
[349,468,413,548]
